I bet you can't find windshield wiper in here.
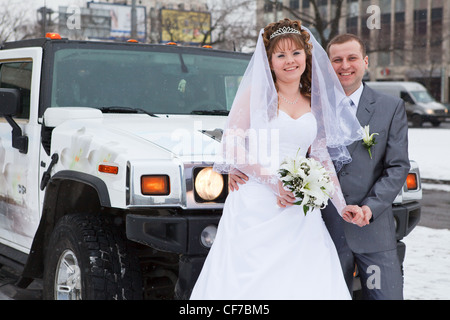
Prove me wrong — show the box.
[190,109,229,116]
[99,106,158,117]
[179,53,188,73]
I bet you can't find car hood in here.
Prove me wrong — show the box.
[419,101,447,110]
[102,114,226,158]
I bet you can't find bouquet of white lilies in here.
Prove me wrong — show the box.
[278,149,335,216]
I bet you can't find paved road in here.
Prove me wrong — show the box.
[418,188,450,230]
[440,121,450,129]
[416,120,450,129]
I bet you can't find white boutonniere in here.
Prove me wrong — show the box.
[362,125,379,159]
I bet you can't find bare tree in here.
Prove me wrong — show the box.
[206,0,259,51]
[0,0,43,43]
[204,0,347,51]
[265,0,345,48]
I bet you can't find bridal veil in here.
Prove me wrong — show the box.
[213,21,363,214]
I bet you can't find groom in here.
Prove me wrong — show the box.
[229,33,410,300]
[321,33,410,300]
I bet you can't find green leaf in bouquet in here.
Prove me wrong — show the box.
[303,206,309,216]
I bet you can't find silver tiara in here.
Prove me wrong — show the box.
[270,26,302,40]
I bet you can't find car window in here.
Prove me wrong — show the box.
[51,48,249,115]
[0,61,32,119]
[410,90,435,103]
[400,91,415,104]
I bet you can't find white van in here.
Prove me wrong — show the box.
[366,81,449,127]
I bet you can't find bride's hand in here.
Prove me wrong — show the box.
[276,180,296,208]
[228,169,249,191]
[342,205,368,227]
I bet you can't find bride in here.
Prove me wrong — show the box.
[190,19,363,300]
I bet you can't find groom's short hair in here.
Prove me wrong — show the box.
[327,33,367,58]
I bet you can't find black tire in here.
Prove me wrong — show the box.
[431,120,441,127]
[43,214,143,300]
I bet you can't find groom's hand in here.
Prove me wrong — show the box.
[228,170,249,191]
[342,205,369,227]
[361,205,372,225]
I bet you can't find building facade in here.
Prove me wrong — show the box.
[258,0,450,103]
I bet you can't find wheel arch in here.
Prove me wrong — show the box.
[21,170,111,281]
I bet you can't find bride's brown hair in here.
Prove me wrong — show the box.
[263,18,313,98]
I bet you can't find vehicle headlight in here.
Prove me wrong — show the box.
[425,109,435,115]
[194,167,224,201]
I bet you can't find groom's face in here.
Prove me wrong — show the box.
[329,40,369,96]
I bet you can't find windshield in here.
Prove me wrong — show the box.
[50,45,250,115]
[410,90,435,103]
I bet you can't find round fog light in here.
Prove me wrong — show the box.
[200,225,217,248]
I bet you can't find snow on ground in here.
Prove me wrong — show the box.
[403,226,450,300]
[408,128,450,182]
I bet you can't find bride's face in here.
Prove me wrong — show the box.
[270,38,306,85]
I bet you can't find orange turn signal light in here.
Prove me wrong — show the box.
[46,32,62,40]
[406,173,418,190]
[98,164,119,175]
[141,175,170,195]
[166,42,178,46]
[127,39,138,43]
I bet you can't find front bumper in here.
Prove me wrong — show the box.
[421,114,449,123]
[126,212,220,255]
[126,211,220,299]
[392,201,421,241]
[126,201,421,250]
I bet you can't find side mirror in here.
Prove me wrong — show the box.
[0,88,21,116]
[0,88,28,154]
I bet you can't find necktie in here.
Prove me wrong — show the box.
[343,97,356,117]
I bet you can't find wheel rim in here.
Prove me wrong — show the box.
[54,249,82,300]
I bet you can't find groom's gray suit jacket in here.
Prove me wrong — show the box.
[324,83,410,254]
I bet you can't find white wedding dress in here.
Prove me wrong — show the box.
[190,111,351,300]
